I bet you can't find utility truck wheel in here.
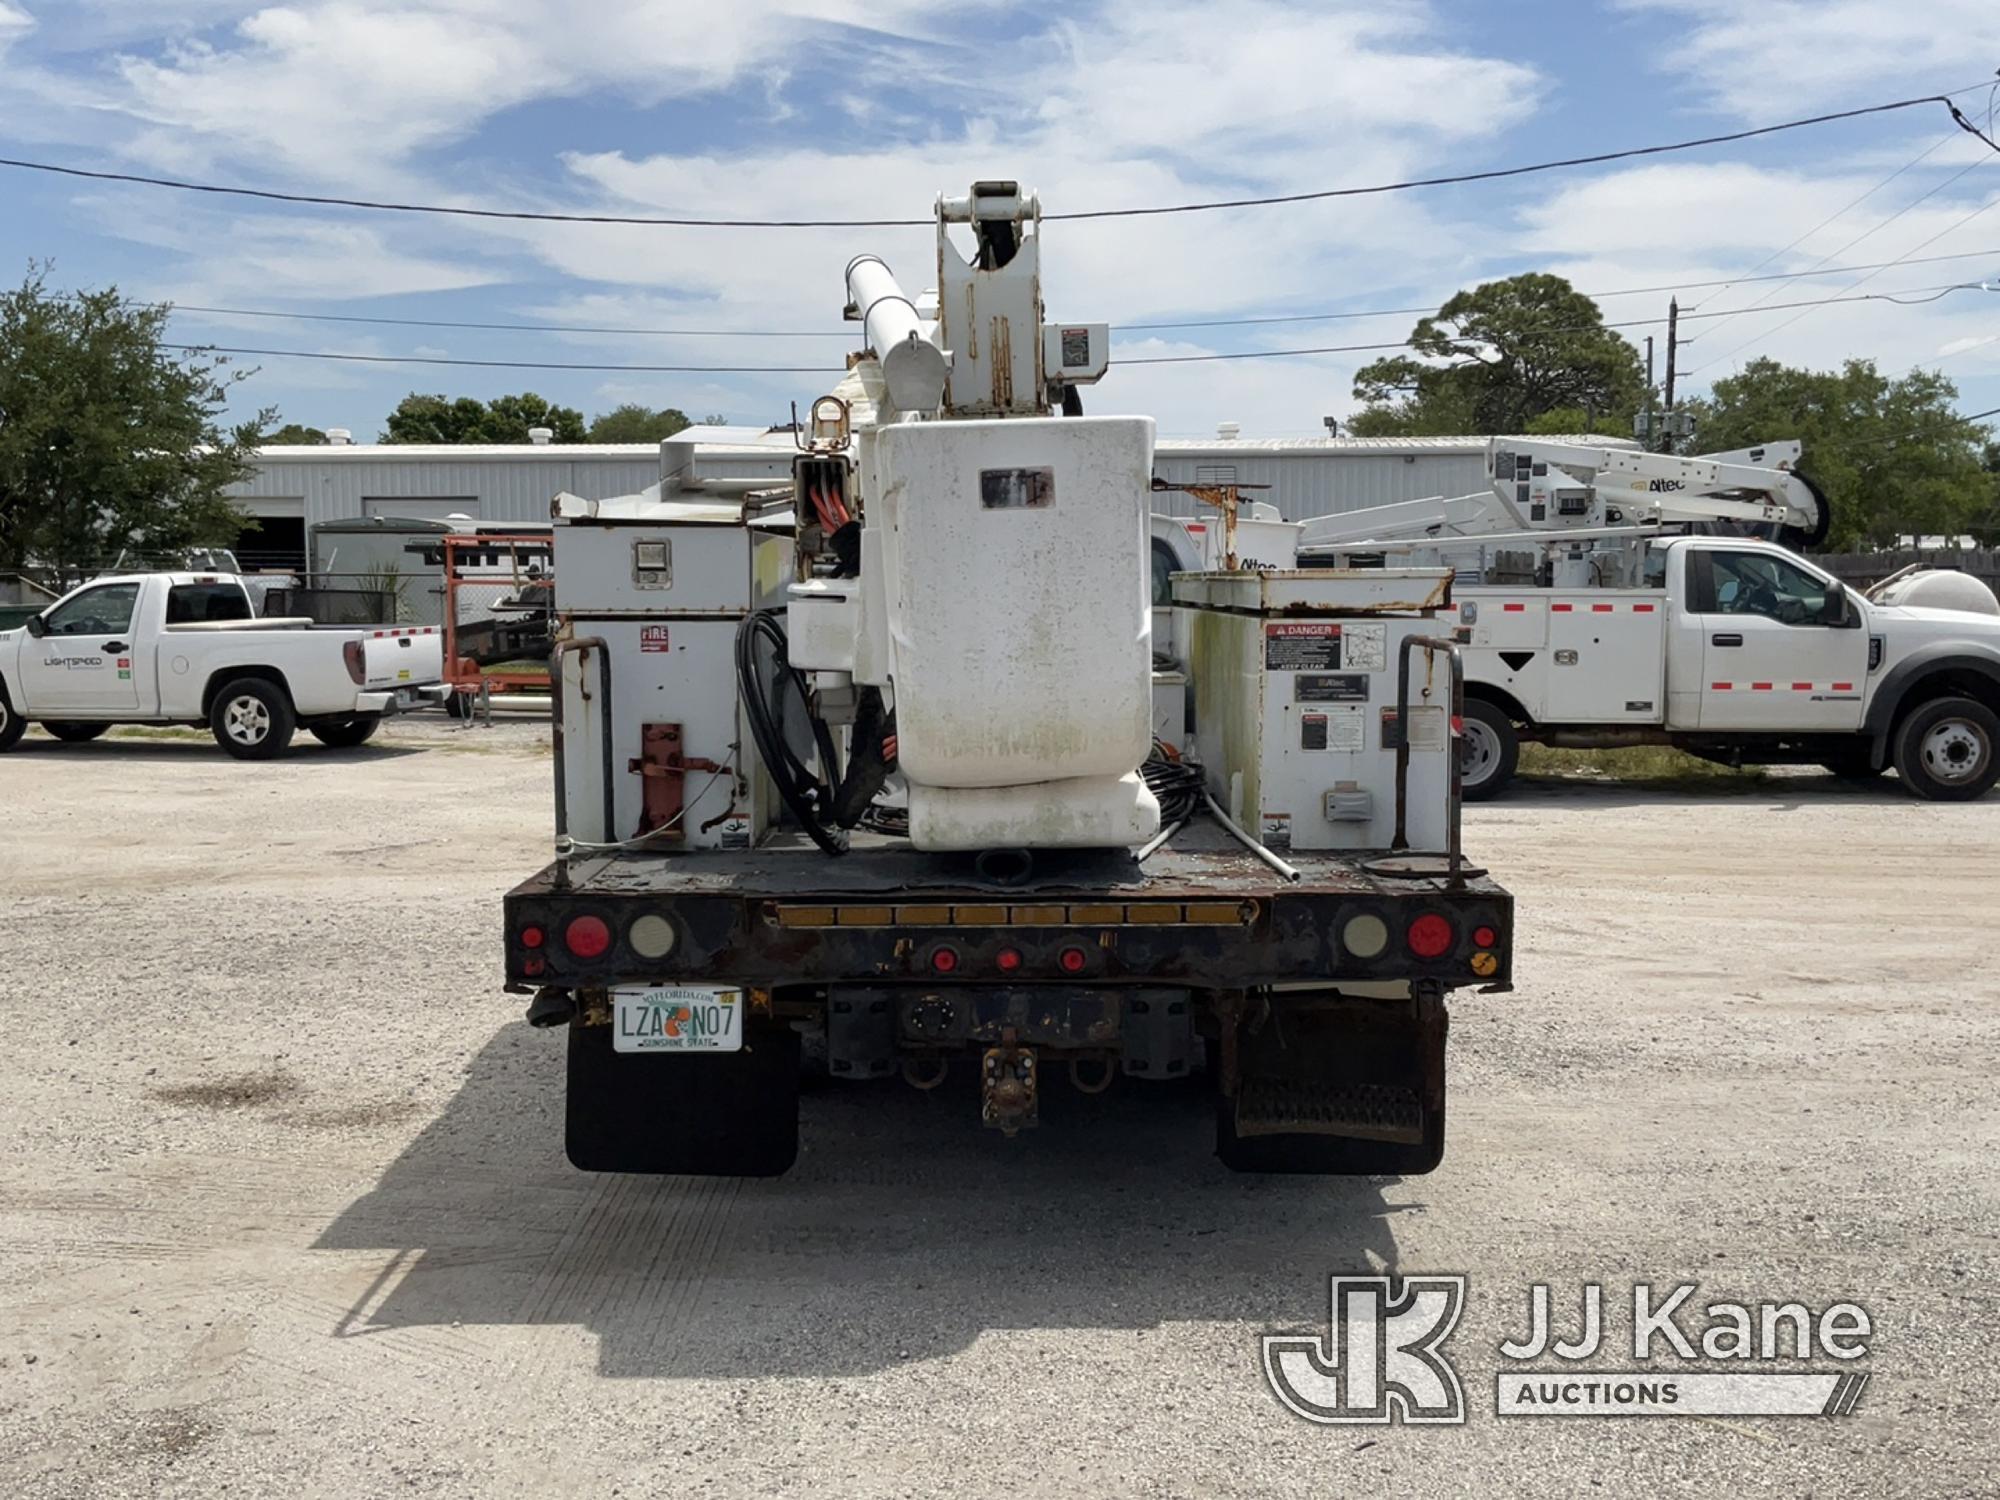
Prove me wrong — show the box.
[42,721,110,743]
[210,677,295,760]
[311,715,381,748]
[1458,700,1519,801]
[565,1018,800,1176]
[1893,697,1999,801]
[0,693,24,753]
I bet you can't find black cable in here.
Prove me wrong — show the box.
[158,280,1991,374]
[60,244,2000,341]
[1142,740,1205,828]
[0,91,1983,228]
[733,609,846,856]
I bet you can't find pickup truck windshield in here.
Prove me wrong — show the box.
[166,582,253,624]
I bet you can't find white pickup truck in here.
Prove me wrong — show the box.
[0,572,447,759]
[1446,536,2000,801]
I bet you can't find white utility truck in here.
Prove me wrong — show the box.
[0,572,447,758]
[1154,441,2000,801]
[501,181,1513,1178]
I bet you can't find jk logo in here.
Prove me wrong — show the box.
[1263,1275,1467,1425]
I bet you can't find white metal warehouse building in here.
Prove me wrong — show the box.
[226,430,1634,571]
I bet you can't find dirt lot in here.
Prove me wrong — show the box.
[2,717,1996,1498]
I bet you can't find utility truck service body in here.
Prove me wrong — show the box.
[503,183,1513,1178]
[0,572,447,758]
[1155,440,2000,801]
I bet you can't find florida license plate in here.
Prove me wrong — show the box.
[611,986,744,1053]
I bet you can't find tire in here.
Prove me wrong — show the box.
[41,721,111,743]
[444,690,473,721]
[1458,698,1519,801]
[1892,696,2000,802]
[310,714,381,748]
[0,692,24,753]
[209,677,296,760]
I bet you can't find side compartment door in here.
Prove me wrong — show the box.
[16,581,145,713]
[1687,547,1868,731]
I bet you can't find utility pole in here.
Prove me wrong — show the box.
[1641,335,1656,448]
[1660,298,1680,453]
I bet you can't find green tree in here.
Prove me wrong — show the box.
[382,391,586,444]
[585,403,691,443]
[259,422,328,445]
[1685,358,1995,550]
[1349,274,1646,437]
[0,266,266,586]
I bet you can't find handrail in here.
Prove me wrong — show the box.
[1391,633,1466,890]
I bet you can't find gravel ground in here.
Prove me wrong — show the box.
[1,715,1996,1498]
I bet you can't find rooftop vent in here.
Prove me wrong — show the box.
[1216,421,1241,440]
[528,427,554,446]
[325,428,353,445]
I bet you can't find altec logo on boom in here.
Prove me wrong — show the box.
[1264,1277,1872,1424]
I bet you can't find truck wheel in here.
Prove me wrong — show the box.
[1893,696,2000,801]
[0,692,24,753]
[565,1018,800,1176]
[1458,699,1519,801]
[41,721,111,743]
[209,677,296,760]
[311,715,381,748]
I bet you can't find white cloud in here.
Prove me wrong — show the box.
[1622,1,2000,120]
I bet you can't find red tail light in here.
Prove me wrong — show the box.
[1406,914,1454,959]
[995,947,1022,973]
[341,639,366,686]
[519,925,545,950]
[930,945,960,975]
[1058,946,1089,974]
[1472,925,1497,949]
[564,916,611,958]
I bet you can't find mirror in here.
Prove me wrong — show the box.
[24,614,45,638]
[1822,580,1853,628]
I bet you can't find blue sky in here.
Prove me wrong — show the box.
[2,0,1997,444]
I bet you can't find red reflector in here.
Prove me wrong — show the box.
[996,947,1022,973]
[564,916,611,958]
[1472,925,1497,949]
[1406,914,1454,959]
[520,925,545,950]
[1058,946,1088,974]
[522,956,545,977]
[930,946,960,975]
[1591,603,1614,612]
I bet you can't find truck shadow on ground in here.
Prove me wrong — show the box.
[1504,770,1917,810]
[316,1022,1411,1378]
[11,736,427,762]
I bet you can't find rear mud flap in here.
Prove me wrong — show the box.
[1217,993,1447,1176]
[566,1020,801,1177]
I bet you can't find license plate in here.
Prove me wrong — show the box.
[611,985,744,1053]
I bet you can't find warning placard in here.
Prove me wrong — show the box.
[1264,622,1341,671]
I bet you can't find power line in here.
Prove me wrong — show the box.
[5,92,1993,229]
[161,281,1992,374]
[86,244,2000,343]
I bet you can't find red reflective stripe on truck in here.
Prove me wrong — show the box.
[1792,682,1813,691]
[1632,603,1656,612]
[1502,603,1525,612]
[1832,682,1854,692]
[1710,682,1732,691]
[1591,603,1614,612]
[1752,682,1773,691]
[1551,603,1573,612]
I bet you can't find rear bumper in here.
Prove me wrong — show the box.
[356,683,451,715]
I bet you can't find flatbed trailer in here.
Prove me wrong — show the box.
[504,825,1512,1176]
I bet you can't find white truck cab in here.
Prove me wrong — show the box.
[0,572,448,759]
[1449,535,2000,799]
